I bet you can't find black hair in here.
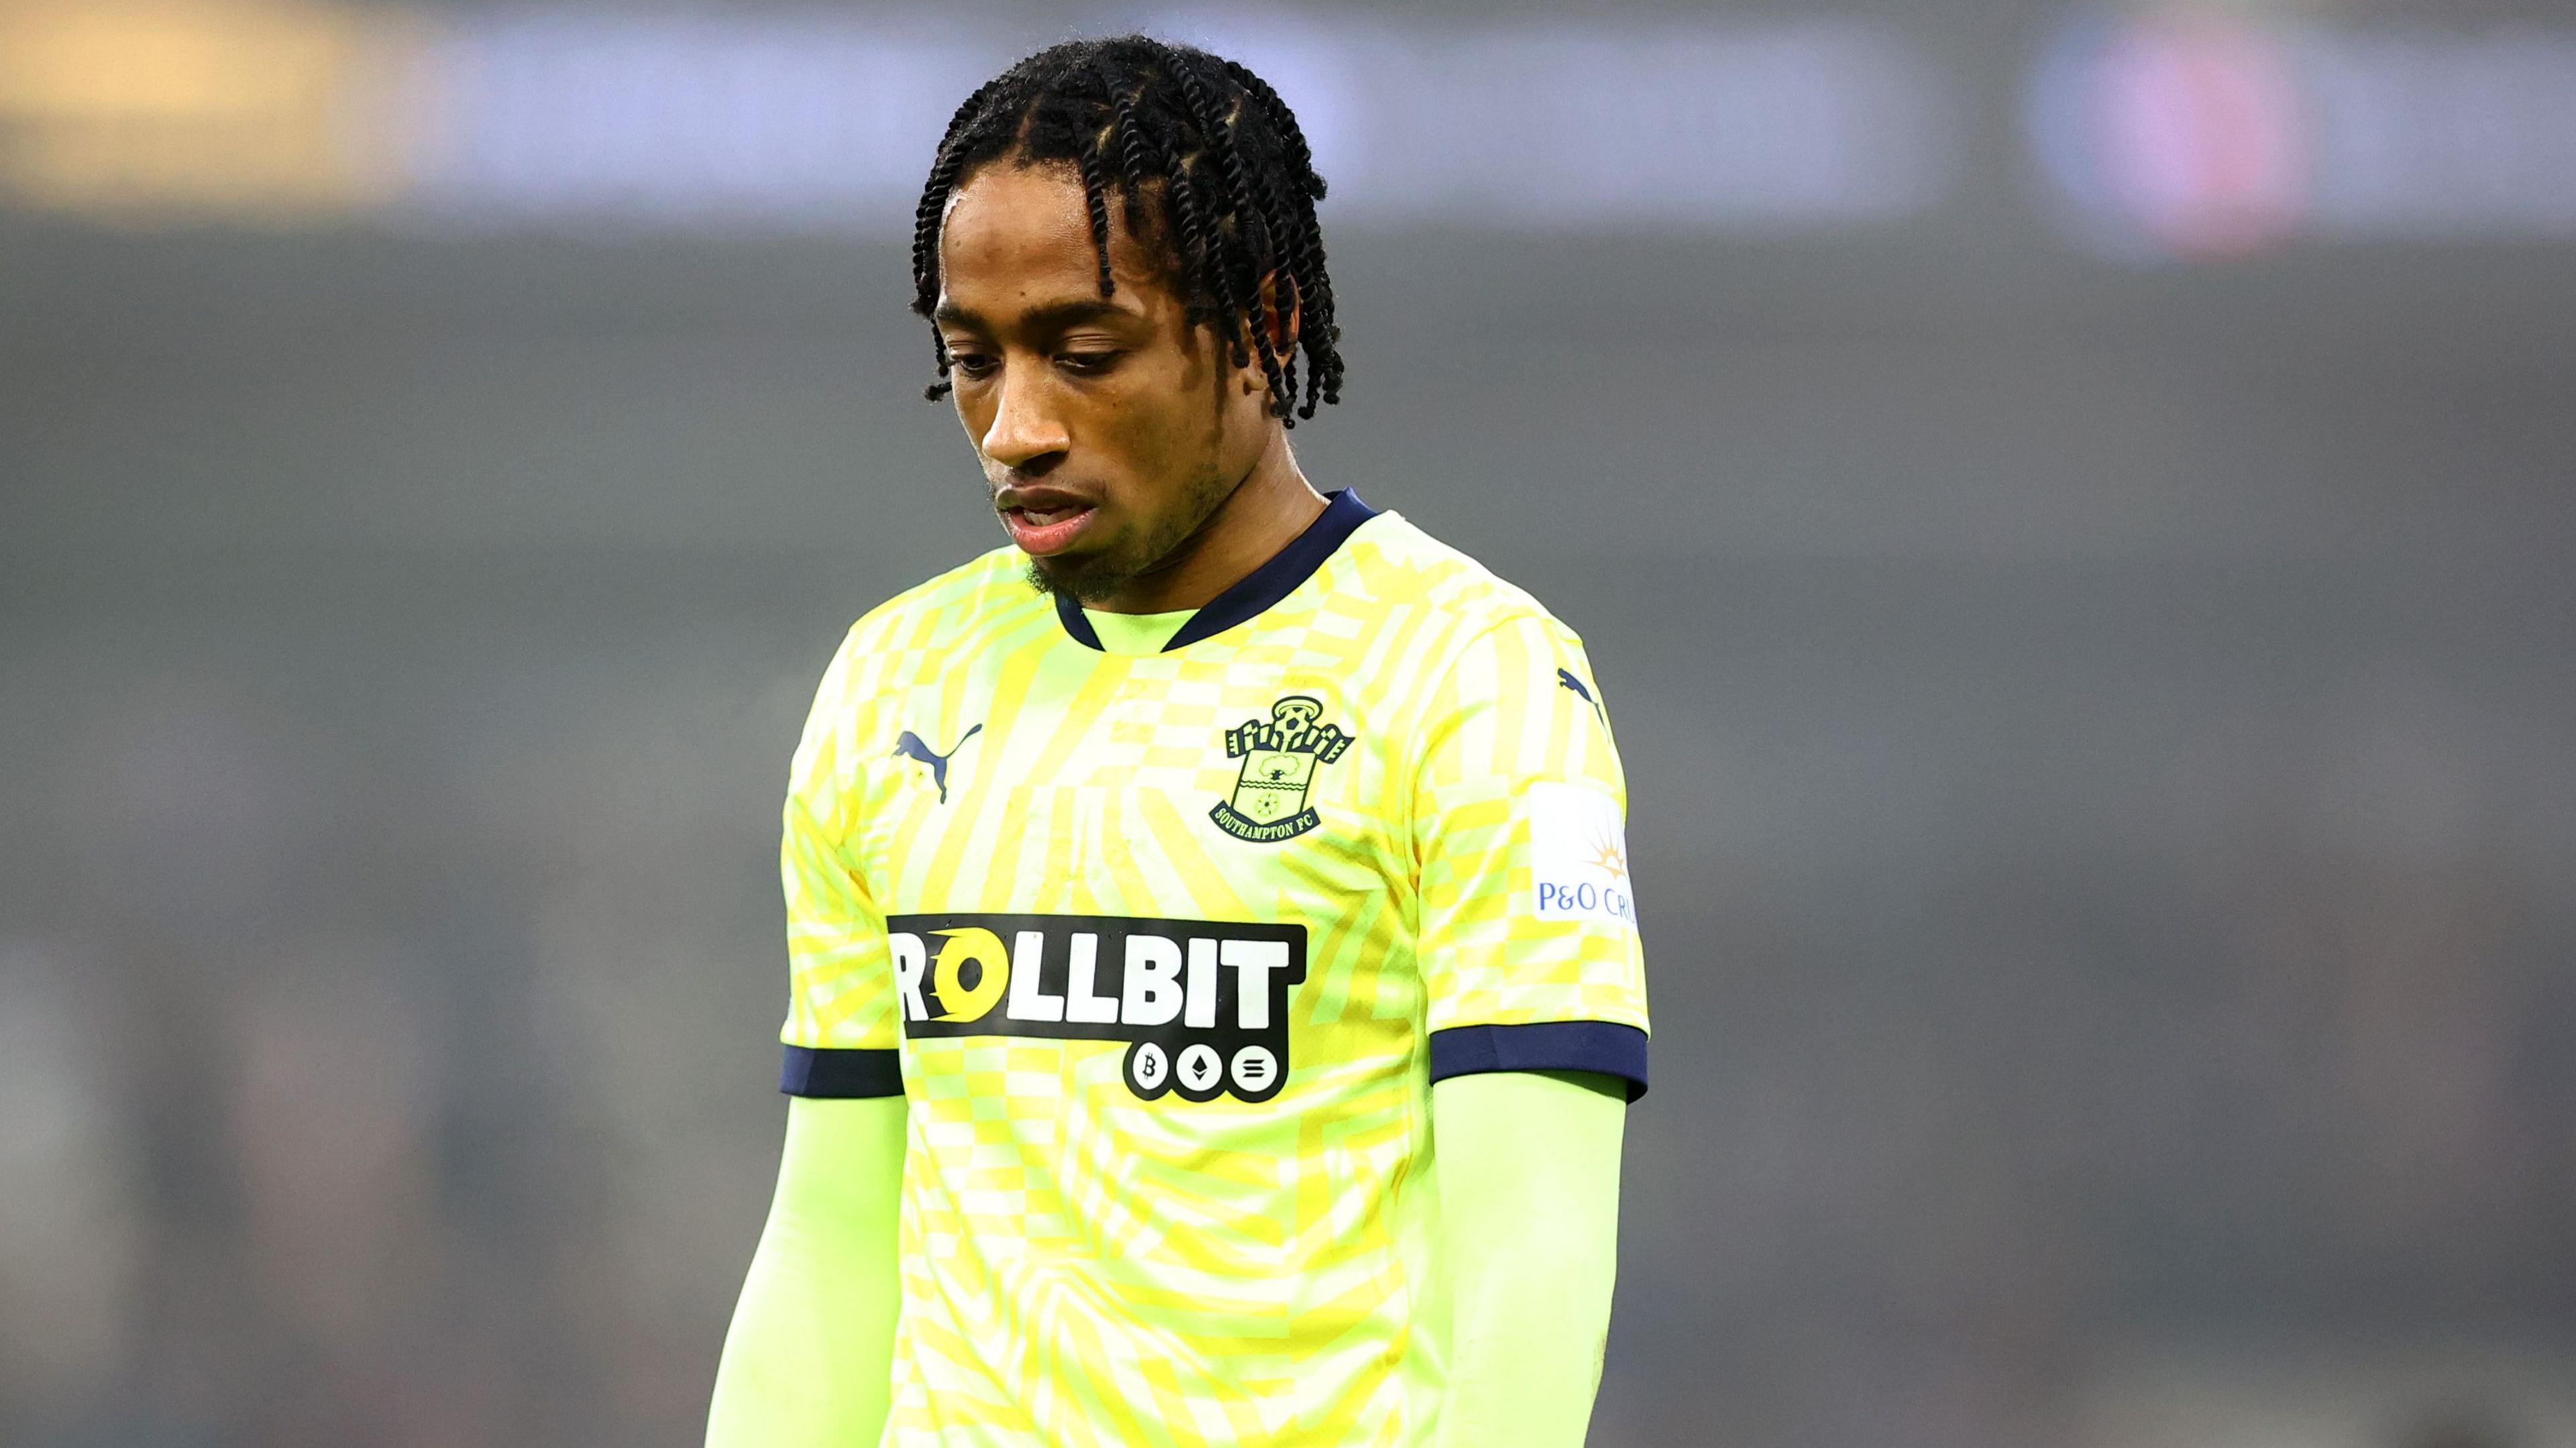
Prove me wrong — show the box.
[908,36,1344,427]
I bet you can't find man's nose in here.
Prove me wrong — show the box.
[981,369,1070,472]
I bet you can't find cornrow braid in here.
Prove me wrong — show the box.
[1218,58,1341,417]
[915,73,1021,402]
[1172,68,1285,396]
[1157,146,1226,336]
[1110,85,1219,339]
[906,36,1345,427]
[1168,64,1254,355]
[1108,85,1169,263]
[1073,142,1116,298]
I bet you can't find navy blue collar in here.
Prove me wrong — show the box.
[1055,488,1378,653]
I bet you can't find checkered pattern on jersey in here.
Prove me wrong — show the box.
[776,514,1647,1447]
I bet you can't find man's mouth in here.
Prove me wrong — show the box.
[1000,499,1099,557]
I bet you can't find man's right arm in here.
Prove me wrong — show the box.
[705,1095,906,1448]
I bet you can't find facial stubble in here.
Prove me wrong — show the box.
[1021,455,1242,608]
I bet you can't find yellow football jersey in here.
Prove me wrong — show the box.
[777,491,1649,1447]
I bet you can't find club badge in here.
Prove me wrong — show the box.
[1211,695,1351,843]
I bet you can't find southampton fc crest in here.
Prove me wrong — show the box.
[1211,695,1352,843]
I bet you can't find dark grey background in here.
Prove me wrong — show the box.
[7,6,2576,1445]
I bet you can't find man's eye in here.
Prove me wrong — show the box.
[949,351,998,379]
[1059,351,1122,375]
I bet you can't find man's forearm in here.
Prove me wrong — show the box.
[1432,1070,1627,1448]
[706,1095,907,1448]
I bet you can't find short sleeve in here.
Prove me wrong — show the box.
[1410,614,1651,1100]
[775,646,904,1098]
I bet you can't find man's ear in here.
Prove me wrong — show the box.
[1256,270,1301,354]
[1236,272,1300,396]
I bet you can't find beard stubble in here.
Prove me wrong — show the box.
[1023,458,1242,607]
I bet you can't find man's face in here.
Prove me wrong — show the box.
[932,160,1275,604]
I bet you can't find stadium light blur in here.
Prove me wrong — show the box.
[2031,10,2576,260]
[13,0,2576,254]
[0,0,1955,235]
[0,0,411,221]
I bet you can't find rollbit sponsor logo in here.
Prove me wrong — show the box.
[889,913,1307,1103]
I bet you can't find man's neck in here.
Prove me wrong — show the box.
[1090,437,1326,615]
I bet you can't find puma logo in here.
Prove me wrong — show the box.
[892,724,981,803]
[1555,668,1605,725]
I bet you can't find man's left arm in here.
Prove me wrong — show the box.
[1409,613,1652,1447]
[1432,1069,1626,1448]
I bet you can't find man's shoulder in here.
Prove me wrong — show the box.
[1332,511,1614,748]
[1342,510,1582,649]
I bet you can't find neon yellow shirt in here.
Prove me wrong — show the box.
[777,491,1648,1447]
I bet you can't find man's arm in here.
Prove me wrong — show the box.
[1432,1069,1627,1448]
[706,1095,906,1448]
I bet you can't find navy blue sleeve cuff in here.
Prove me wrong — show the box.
[1427,1021,1649,1103]
[779,1045,904,1098]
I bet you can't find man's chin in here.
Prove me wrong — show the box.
[1024,550,1129,605]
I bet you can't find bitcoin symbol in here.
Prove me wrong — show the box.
[1128,1042,1170,1097]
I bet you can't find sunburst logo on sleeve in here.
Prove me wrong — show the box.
[1527,782,1640,928]
[1581,822,1629,883]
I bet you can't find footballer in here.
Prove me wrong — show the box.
[707,36,1649,1448]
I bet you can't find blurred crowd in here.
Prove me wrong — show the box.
[5,553,2570,1447]
[7,3,2575,1437]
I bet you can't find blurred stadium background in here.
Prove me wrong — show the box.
[5,0,2576,1444]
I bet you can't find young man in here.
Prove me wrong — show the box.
[707,36,1648,1448]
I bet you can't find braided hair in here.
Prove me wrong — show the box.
[909,36,1345,427]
